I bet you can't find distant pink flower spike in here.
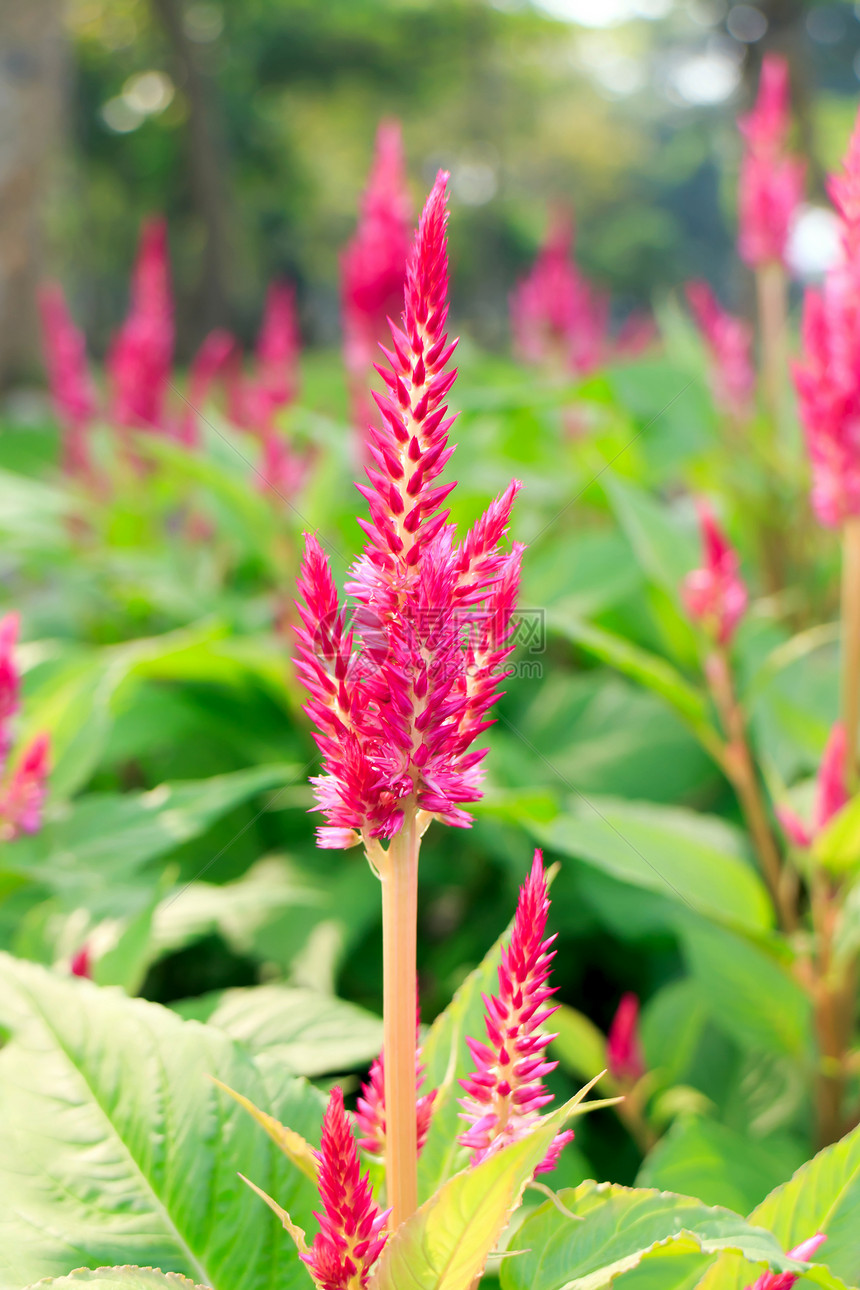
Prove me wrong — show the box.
[606,993,646,1084]
[107,216,174,434]
[302,1087,389,1290]
[70,945,92,979]
[179,329,237,447]
[747,1234,827,1289]
[295,174,522,845]
[685,281,756,421]
[355,1011,437,1156]
[0,732,50,841]
[794,109,860,527]
[247,282,301,431]
[458,850,573,1175]
[38,283,98,477]
[257,427,314,502]
[737,55,805,268]
[681,500,748,646]
[0,612,21,767]
[777,723,849,850]
[342,121,413,442]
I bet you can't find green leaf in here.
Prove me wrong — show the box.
[22,1271,210,1290]
[372,1093,592,1290]
[175,985,383,1077]
[602,474,698,601]
[813,795,860,876]
[552,1005,611,1089]
[530,798,773,933]
[498,1182,810,1290]
[0,952,325,1290]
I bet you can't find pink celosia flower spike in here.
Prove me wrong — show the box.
[681,500,748,646]
[246,281,301,433]
[179,328,237,447]
[342,121,412,443]
[294,173,523,847]
[685,281,755,422]
[737,54,805,269]
[606,993,646,1085]
[0,612,21,765]
[107,216,174,434]
[459,850,574,1175]
[0,732,50,841]
[355,1010,436,1156]
[38,283,98,477]
[777,723,849,850]
[747,1234,827,1289]
[302,1087,388,1290]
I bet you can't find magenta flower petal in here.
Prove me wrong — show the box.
[681,500,748,646]
[737,55,805,269]
[686,280,755,421]
[747,1233,826,1289]
[606,993,646,1085]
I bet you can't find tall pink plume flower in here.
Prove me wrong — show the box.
[777,723,849,850]
[107,216,174,433]
[458,850,574,1175]
[737,54,805,269]
[682,500,748,646]
[355,1012,436,1156]
[685,281,755,422]
[342,121,413,441]
[747,1235,827,1290]
[295,173,523,848]
[794,110,860,528]
[302,1087,388,1290]
[38,283,97,477]
[606,993,646,1085]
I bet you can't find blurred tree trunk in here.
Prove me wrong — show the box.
[752,0,824,193]
[150,0,233,339]
[0,0,65,388]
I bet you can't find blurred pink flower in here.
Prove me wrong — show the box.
[777,724,850,850]
[0,732,50,841]
[0,612,21,765]
[685,280,755,421]
[747,1234,827,1289]
[737,55,805,269]
[606,993,646,1085]
[70,945,93,979]
[107,217,174,434]
[38,283,98,477]
[179,329,237,447]
[459,850,573,1175]
[241,282,301,433]
[682,500,748,646]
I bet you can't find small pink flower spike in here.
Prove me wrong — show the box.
[459,850,574,1175]
[38,283,98,477]
[737,54,805,269]
[681,500,748,646]
[70,945,92,979]
[107,216,174,434]
[0,732,50,841]
[179,329,237,447]
[777,723,850,850]
[685,281,756,422]
[302,1087,389,1290]
[355,1009,437,1157]
[0,612,21,766]
[748,1234,827,1289]
[606,993,646,1085]
[249,281,301,430]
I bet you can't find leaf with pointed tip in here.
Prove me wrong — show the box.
[213,1080,319,1183]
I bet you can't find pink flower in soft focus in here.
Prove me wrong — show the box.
[38,283,98,477]
[70,945,92,979]
[685,281,756,421]
[355,1012,436,1157]
[794,110,860,528]
[737,55,805,269]
[0,732,50,842]
[748,1235,827,1289]
[342,121,413,439]
[257,427,314,502]
[458,850,573,1176]
[294,174,522,846]
[0,612,21,766]
[241,282,301,433]
[302,1087,388,1290]
[777,723,850,850]
[606,993,646,1085]
[107,216,174,434]
[681,500,748,646]
[179,329,237,447]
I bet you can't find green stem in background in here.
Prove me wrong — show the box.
[756,261,788,442]
[379,810,419,1230]
[707,650,797,932]
[809,876,856,1147]
[840,517,860,784]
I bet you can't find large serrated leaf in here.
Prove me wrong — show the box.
[0,953,324,1290]
[23,1270,211,1290]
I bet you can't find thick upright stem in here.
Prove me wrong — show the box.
[841,518,860,783]
[756,261,787,440]
[380,813,419,1229]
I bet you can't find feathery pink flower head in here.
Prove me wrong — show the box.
[685,281,755,421]
[295,173,523,847]
[38,283,97,477]
[794,110,860,528]
[458,850,573,1175]
[747,1235,827,1290]
[0,732,50,842]
[606,993,646,1085]
[682,500,748,646]
[107,216,174,433]
[342,122,413,439]
[302,1087,388,1290]
[355,1010,436,1157]
[777,723,849,850]
[737,55,805,269]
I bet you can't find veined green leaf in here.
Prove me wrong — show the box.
[22,1271,211,1290]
